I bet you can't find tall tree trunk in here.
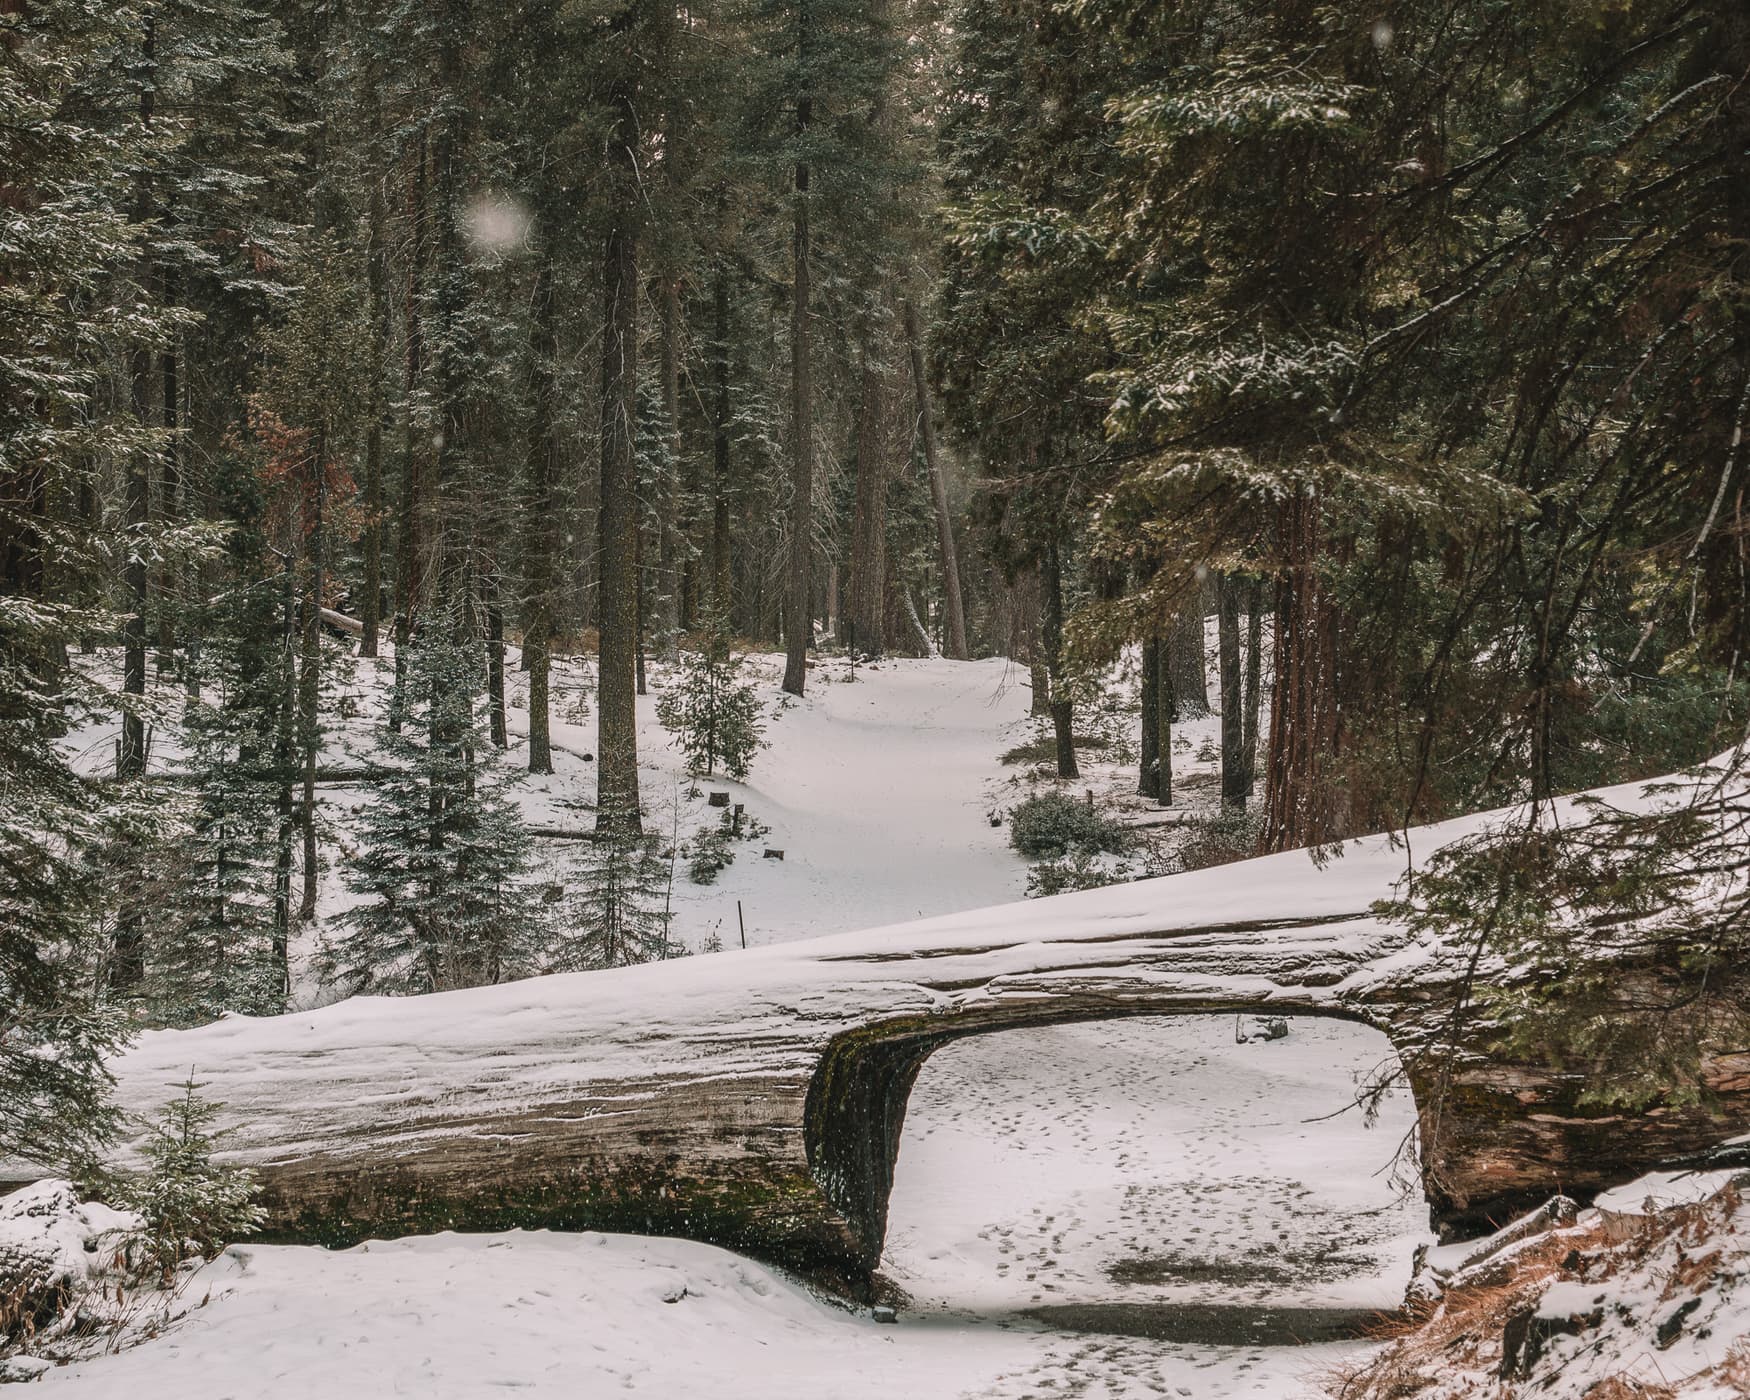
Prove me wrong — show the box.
[118,16,155,794]
[390,137,428,733]
[155,272,180,672]
[1218,573,1245,809]
[298,427,327,923]
[1262,493,1341,851]
[1243,576,1263,799]
[657,275,682,655]
[1138,636,1159,798]
[781,50,814,698]
[711,261,733,612]
[485,569,507,748]
[845,339,892,657]
[1041,539,1077,779]
[273,558,297,996]
[597,29,644,832]
[1169,598,1208,718]
[902,299,967,659]
[1155,637,1173,806]
[360,168,388,659]
[525,240,560,775]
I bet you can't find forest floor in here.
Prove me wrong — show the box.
[39,640,1443,1398]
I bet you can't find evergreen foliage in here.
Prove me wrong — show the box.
[655,609,766,780]
[554,828,678,971]
[326,618,544,994]
[117,1080,265,1286]
[143,454,293,1024]
[1008,792,1129,861]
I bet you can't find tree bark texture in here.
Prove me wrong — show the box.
[903,299,967,659]
[1219,573,1245,809]
[1138,637,1159,798]
[1041,540,1077,779]
[524,241,560,776]
[596,33,645,831]
[781,14,814,698]
[845,339,894,658]
[1263,492,1343,852]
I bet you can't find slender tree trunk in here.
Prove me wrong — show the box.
[361,169,388,658]
[597,32,644,831]
[118,16,155,796]
[1243,577,1263,799]
[525,240,559,775]
[299,428,326,923]
[273,557,296,994]
[1138,636,1159,798]
[1219,573,1245,809]
[1155,636,1172,806]
[155,273,180,672]
[902,299,967,659]
[635,527,649,698]
[657,276,682,655]
[485,570,507,748]
[711,262,733,612]
[846,339,892,657]
[391,137,428,733]
[781,49,814,698]
[1041,539,1077,779]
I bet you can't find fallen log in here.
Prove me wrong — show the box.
[20,767,1745,1293]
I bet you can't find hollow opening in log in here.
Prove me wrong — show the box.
[880,1016,1429,1317]
[803,1006,1424,1280]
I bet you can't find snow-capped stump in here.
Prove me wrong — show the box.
[1500,1283,1604,1379]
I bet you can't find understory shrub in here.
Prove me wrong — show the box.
[1009,792,1129,860]
[1175,807,1263,872]
[1025,849,1133,898]
[117,1081,264,1286]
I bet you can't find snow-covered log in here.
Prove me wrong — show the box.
[17,770,1748,1289]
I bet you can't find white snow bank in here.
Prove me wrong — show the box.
[29,1229,1350,1400]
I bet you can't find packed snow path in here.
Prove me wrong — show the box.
[65,763,1750,1288]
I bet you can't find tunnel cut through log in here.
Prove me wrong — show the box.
[802,1004,1409,1273]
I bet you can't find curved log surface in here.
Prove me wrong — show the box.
[12,773,1745,1289]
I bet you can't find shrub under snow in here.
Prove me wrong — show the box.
[0,1180,138,1364]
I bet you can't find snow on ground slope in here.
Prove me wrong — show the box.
[30,1230,1376,1400]
[1340,1171,1750,1398]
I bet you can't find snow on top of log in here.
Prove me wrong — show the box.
[21,757,1731,1176]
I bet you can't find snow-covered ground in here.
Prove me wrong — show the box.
[32,642,1440,1397]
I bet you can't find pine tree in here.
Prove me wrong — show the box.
[119,1079,265,1286]
[656,607,766,780]
[144,452,293,1024]
[554,827,677,971]
[0,0,170,1169]
[327,616,544,994]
